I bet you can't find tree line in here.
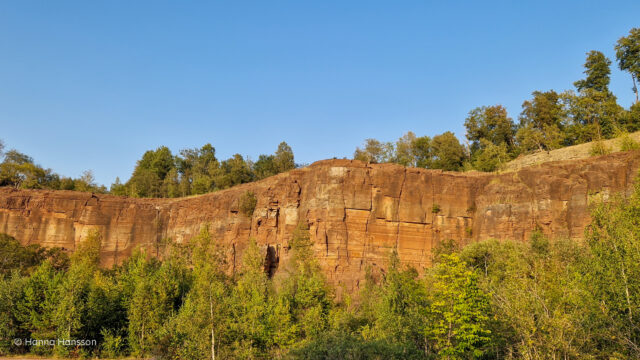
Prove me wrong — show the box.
[109,141,296,198]
[354,28,640,172]
[0,139,107,193]
[0,139,296,198]
[2,28,640,195]
[2,177,640,359]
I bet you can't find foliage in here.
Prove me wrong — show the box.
[517,90,566,152]
[239,191,258,218]
[586,185,640,356]
[427,253,491,358]
[615,27,640,103]
[574,50,612,94]
[590,140,611,156]
[619,133,640,151]
[465,105,517,158]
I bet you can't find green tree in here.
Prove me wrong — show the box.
[615,28,640,103]
[53,230,102,356]
[361,251,428,354]
[574,50,612,94]
[253,154,278,180]
[464,105,516,157]
[394,132,418,167]
[126,146,177,197]
[586,184,640,357]
[16,261,63,355]
[354,138,394,164]
[430,132,466,171]
[214,154,254,190]
[563,89,624,142]
[274,224,332,350]
[274,141,295,173]
[411,135,432,168]
[228,239,273,358]
[471,139,510,172]
[0,272,27,355]
[517,90,566,152]
[426,253,491,359]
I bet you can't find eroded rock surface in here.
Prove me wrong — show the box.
[1,152,639,292]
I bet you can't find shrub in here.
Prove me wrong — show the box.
[239,191,257,217]
[589,140,611,156]
[620,134,640,151]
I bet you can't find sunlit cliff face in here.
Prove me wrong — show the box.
[1,151,639,293]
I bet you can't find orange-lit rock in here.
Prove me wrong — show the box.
[1,151,639,292]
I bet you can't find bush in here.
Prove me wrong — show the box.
[589,140,611,156]
[239,191,257,218]
[620,134,640,151]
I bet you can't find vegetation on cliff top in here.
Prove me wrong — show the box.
[353,28,640,172]
[2,177,640,359]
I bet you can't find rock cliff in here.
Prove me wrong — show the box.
[1,151,639,292]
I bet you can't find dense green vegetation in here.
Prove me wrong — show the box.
[0,139,296,198]
[110,141,296,198]
[0,139,106,193]
[354,28,640,172]
[2,179,640,359]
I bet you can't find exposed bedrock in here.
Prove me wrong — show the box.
[1,151,639,293]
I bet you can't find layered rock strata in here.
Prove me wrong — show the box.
[1,151,639,291]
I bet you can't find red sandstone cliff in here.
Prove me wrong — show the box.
[1,152,639,292]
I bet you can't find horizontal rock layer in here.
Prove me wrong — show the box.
[1,152,639,292]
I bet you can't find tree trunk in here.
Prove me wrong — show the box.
[210,292,215,360]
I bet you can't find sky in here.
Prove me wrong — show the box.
[1,1,639,186]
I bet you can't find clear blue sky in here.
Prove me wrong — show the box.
[1,1,639,186]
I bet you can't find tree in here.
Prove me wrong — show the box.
[394,132,418,167]
[563,89,624,142]
[465,105,516,154]
[360,251,428,354]
[460,237,598,359]
[53,230,102,356]
[586,184,640,357]
[471,139,510,172]
[275,224,332,348]
[178,144,219,195]
[228,239,273,357]
[426,253,491,359]
[430,132,466,171]
[253,155,277,180]
[574,50,612,94]
[354,139,394,164]
[214,154,254,190]
[16,261,63,355]
[127,146,177,197]
[274,142,295,173]
[411,136,432,168]
[110,177,127,196]
[253,142,296,180]
[615,28,640,103]
[517,90,566,152]
[0,150,54,189]
[0,272,27,355]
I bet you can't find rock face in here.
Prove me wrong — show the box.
[1,151,639,292]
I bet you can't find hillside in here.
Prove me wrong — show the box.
[503,131,640,171]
